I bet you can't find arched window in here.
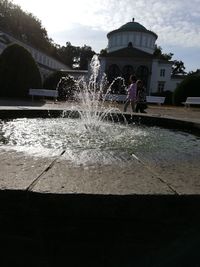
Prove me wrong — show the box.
[107,64,121,83]
[128,42,133,48]
[136,65,149,87]
[122,65,134,84]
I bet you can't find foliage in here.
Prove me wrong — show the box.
[0,0,96,69]
[56,75,76,101]
[57,42,95,69]
[153,45,173,60]
[43,71,65,89]
[187,69,200,76]
[99,48,108,56]
[43,71,77,100]
[173,75,200,105]
[110,78,126,94]
[0,43,42,97]
[172,60,186,75]
[154,45,187,76]
[0,0,57,58]
[79,45,95,70]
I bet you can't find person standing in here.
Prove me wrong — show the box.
[123,75,137,112]
[135,80,147,113]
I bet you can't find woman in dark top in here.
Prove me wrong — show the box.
[135,80,147,113]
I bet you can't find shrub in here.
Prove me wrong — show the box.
[173,75,200,105]
[109,77,126,94]
[43,71,76,100]
[0,43,42,98]
[43,71,64,90]
[56,75,76,101]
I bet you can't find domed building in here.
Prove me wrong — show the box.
[100,19,182,95]
[107,18,157,54]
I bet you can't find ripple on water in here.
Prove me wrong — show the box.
[0,118,199,165]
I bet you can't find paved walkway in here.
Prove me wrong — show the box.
[0,98,200,266]
[0,97,199,195]
[0,98,200,123]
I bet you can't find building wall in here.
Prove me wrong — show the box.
[100,56,153,94]
[150,60,185,94]
[101,56,185,95]
[104,57,152,72]
[150,59,174,94]
[108,31,156,54]
[104,22,188,95]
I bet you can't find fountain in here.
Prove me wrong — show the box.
[0,55,199,168]
[0,56,200,267]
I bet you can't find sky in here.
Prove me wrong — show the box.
[11,0,200,72]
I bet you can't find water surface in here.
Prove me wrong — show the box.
[0,118,199,165]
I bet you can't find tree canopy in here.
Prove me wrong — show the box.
[187,69,200,76]
[0,0,96,69]
[173,75,200,105]
[172,60,186,75]
[153,45,188,75]
[0,0,55,56]
[57,42,95,69]
[153,45,173,60]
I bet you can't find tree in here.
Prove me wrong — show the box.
[43,71,77,100]
[153,45,187,76]
[43,71,65,90]
[172,60,186,75]
[187,69,200,76]
[99,48,107,56]
[0,43,42,97]
[153,45,173,60]
[57,43,95,69]
[0,0,97,69]
[173,75,200,105]
[57,42,78,68]
[79,45,95,70]
[0,0,61,60]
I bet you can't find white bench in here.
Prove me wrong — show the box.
[29,88,58,101]
[182,97,200,107]
[146,96,165,105]
[103,94,127,103]
[103,94,166,105]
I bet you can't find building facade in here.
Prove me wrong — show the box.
[100,18,184,95]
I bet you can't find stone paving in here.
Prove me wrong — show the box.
[0,98,200,266]
[0,97,200,122]
[0,98,199,195]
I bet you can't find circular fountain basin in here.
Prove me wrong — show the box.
[0,110,200,267]
[0,117,199,166]
[0,111,199,195]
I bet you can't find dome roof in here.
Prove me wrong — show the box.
[119,21,147,31]
[107,19,157,38]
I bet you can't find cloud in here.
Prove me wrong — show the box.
[13,0,200,49]
[51,24,108,52]
[71,0,200,49]
[12,0,200,70]
[49,0,200,71]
